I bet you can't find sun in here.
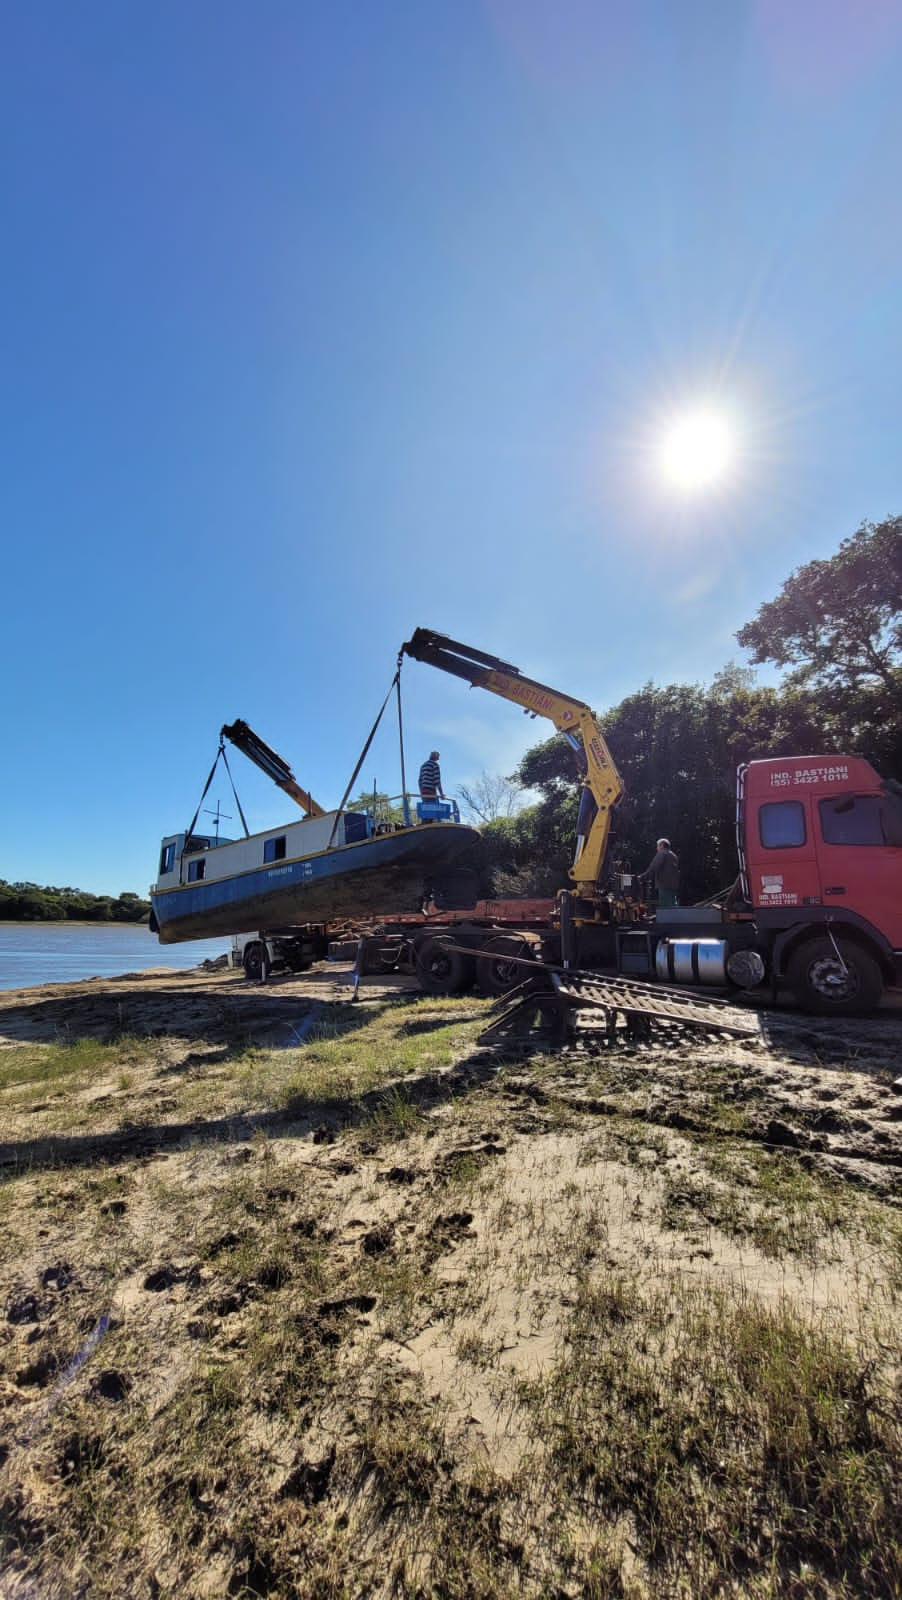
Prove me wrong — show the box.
[658,411,734,492]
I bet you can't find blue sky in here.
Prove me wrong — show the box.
[2,0,901,897]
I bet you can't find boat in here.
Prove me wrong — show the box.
[149,720,482,944]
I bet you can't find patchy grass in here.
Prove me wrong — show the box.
[662,1157,816,1259]
[0,1034,157,1097]
[2,975,901,1597]
[521,1273,902,1598]
[277,997,485,1118]
[660,1141,874,1263]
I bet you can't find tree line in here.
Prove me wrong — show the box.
[473,515,902,903]
[0,882,151,923]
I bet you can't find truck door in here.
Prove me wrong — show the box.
[814,790,902,947]
[747,794,822,910]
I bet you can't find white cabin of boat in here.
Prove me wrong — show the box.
[154,800,462,892]
[154,810,376,891]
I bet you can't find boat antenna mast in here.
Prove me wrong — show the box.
[203,802,232,844]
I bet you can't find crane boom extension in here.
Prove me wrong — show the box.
[400,628,623,893]
[220,719,326,818]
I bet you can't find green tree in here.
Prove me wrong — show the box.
[0,882,151,922]
[348,787,406,825]
[114,892,149,923]
[736,516,902,774]
[736,516,902,691]
[480,793,578,897]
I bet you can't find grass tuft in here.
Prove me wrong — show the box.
[524,1275,902,1597]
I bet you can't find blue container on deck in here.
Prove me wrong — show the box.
[416,799,458,823]
[343,811,372,843]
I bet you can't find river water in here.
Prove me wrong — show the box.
[0,923,232,992]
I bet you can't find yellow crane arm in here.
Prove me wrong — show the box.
[400,629,623,892]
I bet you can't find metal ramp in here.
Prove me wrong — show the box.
[477,968,759,1050]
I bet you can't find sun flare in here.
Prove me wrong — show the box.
[659,411,733,492]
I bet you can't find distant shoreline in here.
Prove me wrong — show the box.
[0,919,153,929]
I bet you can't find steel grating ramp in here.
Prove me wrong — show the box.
[477,967,759,1049]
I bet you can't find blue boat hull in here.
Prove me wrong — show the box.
[151,825,482,943]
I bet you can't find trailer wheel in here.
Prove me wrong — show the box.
[415,938,473,996]
[787,936,883,1016]
[243,941,271,985]
[476,936,534,996]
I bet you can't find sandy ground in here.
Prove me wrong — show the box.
[1,960,900,1182]
[1,964,901,1597]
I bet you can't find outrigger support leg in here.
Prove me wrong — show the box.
[477,980,574,1049]
[350,936,367,1003]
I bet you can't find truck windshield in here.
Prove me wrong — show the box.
[881,789,902,846]
[819,793,902,847]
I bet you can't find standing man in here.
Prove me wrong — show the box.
[418,750,444,801]
[643,837,680,907]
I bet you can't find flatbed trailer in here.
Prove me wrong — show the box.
[332,903,763,1002]
[235,847,902,1017]
[230,901,554,985]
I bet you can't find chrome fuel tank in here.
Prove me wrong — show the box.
[655,938,729,986]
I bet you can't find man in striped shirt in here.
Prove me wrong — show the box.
[418,751,444,800]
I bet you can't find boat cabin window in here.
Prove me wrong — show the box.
[759,800,806,850]
[820,793,902,846]
[264,836,287,863]
[187,858,206,882]
[159,842,177,876]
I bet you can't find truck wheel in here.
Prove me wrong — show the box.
[415,938,473,996]
[787,936,883,1016]
[476,936,533,996]
[243,941,270,985]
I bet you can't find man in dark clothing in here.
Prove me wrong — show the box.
[418,751,444,800]
[643,837,679,906]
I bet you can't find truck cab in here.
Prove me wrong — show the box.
[739,756,902,1011]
